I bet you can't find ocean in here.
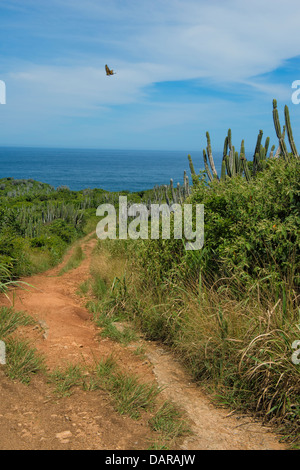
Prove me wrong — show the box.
[0,147,224,192]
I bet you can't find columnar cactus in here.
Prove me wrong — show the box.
[170,178,176,203]
[272,99,289,159]
[188,154,199,187]
[177,182,182,204]
[220,160,226,182]
[269,144,276,158]
[188,154,196,176]
[164,185,170,206]
[253,130,263,175]
[241,154,251,182]
[206,132,219,179]
[223,136,228,159]
[264,137,270,156]
[203,150,213,182]
[284,104,299,157]
[171,100,298,199]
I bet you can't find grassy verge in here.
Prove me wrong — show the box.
[106,157,298,447]
[4,338,45,384]
[0,306,35,337]
[58,245,85,275]
[48,357,190,447]
[112,246,299,446]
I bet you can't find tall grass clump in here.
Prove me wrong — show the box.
[0,306,35,338]
[0,305,45,384]
[4,338,45,384]
[59,245,85,275]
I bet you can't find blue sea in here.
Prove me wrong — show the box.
[0,147,224,192]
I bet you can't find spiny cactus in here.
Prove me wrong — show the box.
[170,178,176,203]
[220,160,226,182]
[253,130,264,175]
[272,99,289,159]
[188,154,196,176]
[284,104,299,157]
[241,154,251,182]
[197,128,258,184]
[203,149,213,182]
[188,154,199,187]
[163,100,298,207]
[269,144,276,158]
[206,132,219,179]
[186,101,299,189]
[177,182,182,204]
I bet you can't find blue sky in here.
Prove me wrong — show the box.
[1,0,300,153]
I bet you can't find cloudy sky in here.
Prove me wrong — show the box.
[1,0,300,152]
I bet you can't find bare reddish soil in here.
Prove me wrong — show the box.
[0,236,287,450]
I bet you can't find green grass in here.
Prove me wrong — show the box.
[48,356,161,420]
[87,271,138,346]
[108,372,161,419]
[149,400,191,442]
[49,364,85,396]
[91,273,107,298]
[91,356,161,419]
[46,356,190,448]
[91,355,118,388]
[76,279,90,296]
[58,245,85,275]
[88,300,138,346]
[5,338,45,384]
[0,306,45,384]
[100,320,138,345]
[0,306,35,338]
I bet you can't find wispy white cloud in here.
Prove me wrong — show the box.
[1,0,300,148]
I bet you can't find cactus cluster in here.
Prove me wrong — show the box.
[186,101,299,188]
[147,173,191,208]
[273,99,298,159]
[141,101,298,210]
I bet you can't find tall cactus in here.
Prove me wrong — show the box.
[269,144,276,158]
[272,99,289,159]
[253,130,263,175]
[220,160,226,181]
[188,154,200,187]
[241,155,251,182]
[227,129,232,151]
[177,182,182,204]
[206,132,219,179]
[170,178,176,203]
[225,154,232,177]
[203,149,213,182]
[164,185,170,206]
[188,154,196,176]
[181,100,297,192]
[264,137,270,156]
[223,135,228,159]
[284,104,299,157]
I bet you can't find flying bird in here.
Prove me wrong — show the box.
[105,64,116,76]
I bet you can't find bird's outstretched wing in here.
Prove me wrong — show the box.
[105,64,115,75]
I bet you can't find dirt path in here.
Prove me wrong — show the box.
[0,235,287,450]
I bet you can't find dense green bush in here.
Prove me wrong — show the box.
[190,157,299,291]
[47,219,79,243]
[136,157,300,300]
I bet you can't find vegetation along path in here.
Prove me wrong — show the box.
[0,234,287,450]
